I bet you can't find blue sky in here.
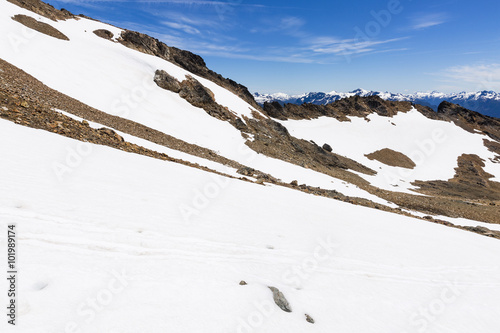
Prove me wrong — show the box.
[49,0,500,94]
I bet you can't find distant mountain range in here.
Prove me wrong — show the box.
[254,89,500,118]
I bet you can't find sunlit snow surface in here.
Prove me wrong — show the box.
[1,2,500,332]
[0,0,395,205]
[280,109,500,193]
[1,120,500,333]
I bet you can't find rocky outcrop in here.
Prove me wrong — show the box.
[245,115,376,176]
[7,0,74,21]
[119,30,259,109]
[11,14,69,41]
[263,95,430,121]
[437,101,500,141]
[154,70,181,93]
[268,287,292,313]
[154,70,244,128]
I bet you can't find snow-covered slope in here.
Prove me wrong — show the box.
[255,90,500,117]
[2,119,500,333]
[0,0,391,204]
[1,1,500,331]
[278,108,500,193]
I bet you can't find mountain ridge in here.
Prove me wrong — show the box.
[254,89,500,118]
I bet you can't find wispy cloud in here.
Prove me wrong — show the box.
[309,36,409,56]
[162,21,200,34]
[410,13,448,30]
[437,64,500,91]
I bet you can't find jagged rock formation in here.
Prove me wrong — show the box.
[7,0,74,21]
[119,30,259,109]
[262,95,434,121]
[154,69,376,177]
[437,101,500,141]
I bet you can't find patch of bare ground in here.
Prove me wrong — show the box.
[11,14,69,41]
[484,139,500,163]
[365,148,416,169]
[7,0,74,21]
[413,154,500,201]
[93,29,114,40]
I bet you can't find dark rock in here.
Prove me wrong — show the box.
[268,286,292,313]
[7,0,74,21]
[179,75,215,107]
[154,70,181,93]
[322,143,332,152]
[118,30,259,108]
[305,314,315,324]
[93,29,114,40]
[239,280,247,285]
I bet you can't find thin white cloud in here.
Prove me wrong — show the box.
[162,21,200,34]
[411,13,448,30]
[438,64,500,91]
[309,37,408,56]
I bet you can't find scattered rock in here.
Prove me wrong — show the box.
[239,280,247,286]
[268,286,292,312]
[290,180,298,186]
[305,314,315,324]
[99,128,124,142]
[20,101,29,108]
[81,120,89,126]
[322,143,332,152]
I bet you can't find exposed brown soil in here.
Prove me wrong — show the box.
[484,139,500,163]
[93,29,114,40]
[413,154,500,201]
[366,148,416,169]
[7,0,74,21]
[11,14,69,41]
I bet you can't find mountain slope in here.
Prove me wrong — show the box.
[1,0,500,332]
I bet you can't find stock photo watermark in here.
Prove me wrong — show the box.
[382,127,448,186]
[236,236,339,332]
[402,280,465,333]
[63,269,130,333]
